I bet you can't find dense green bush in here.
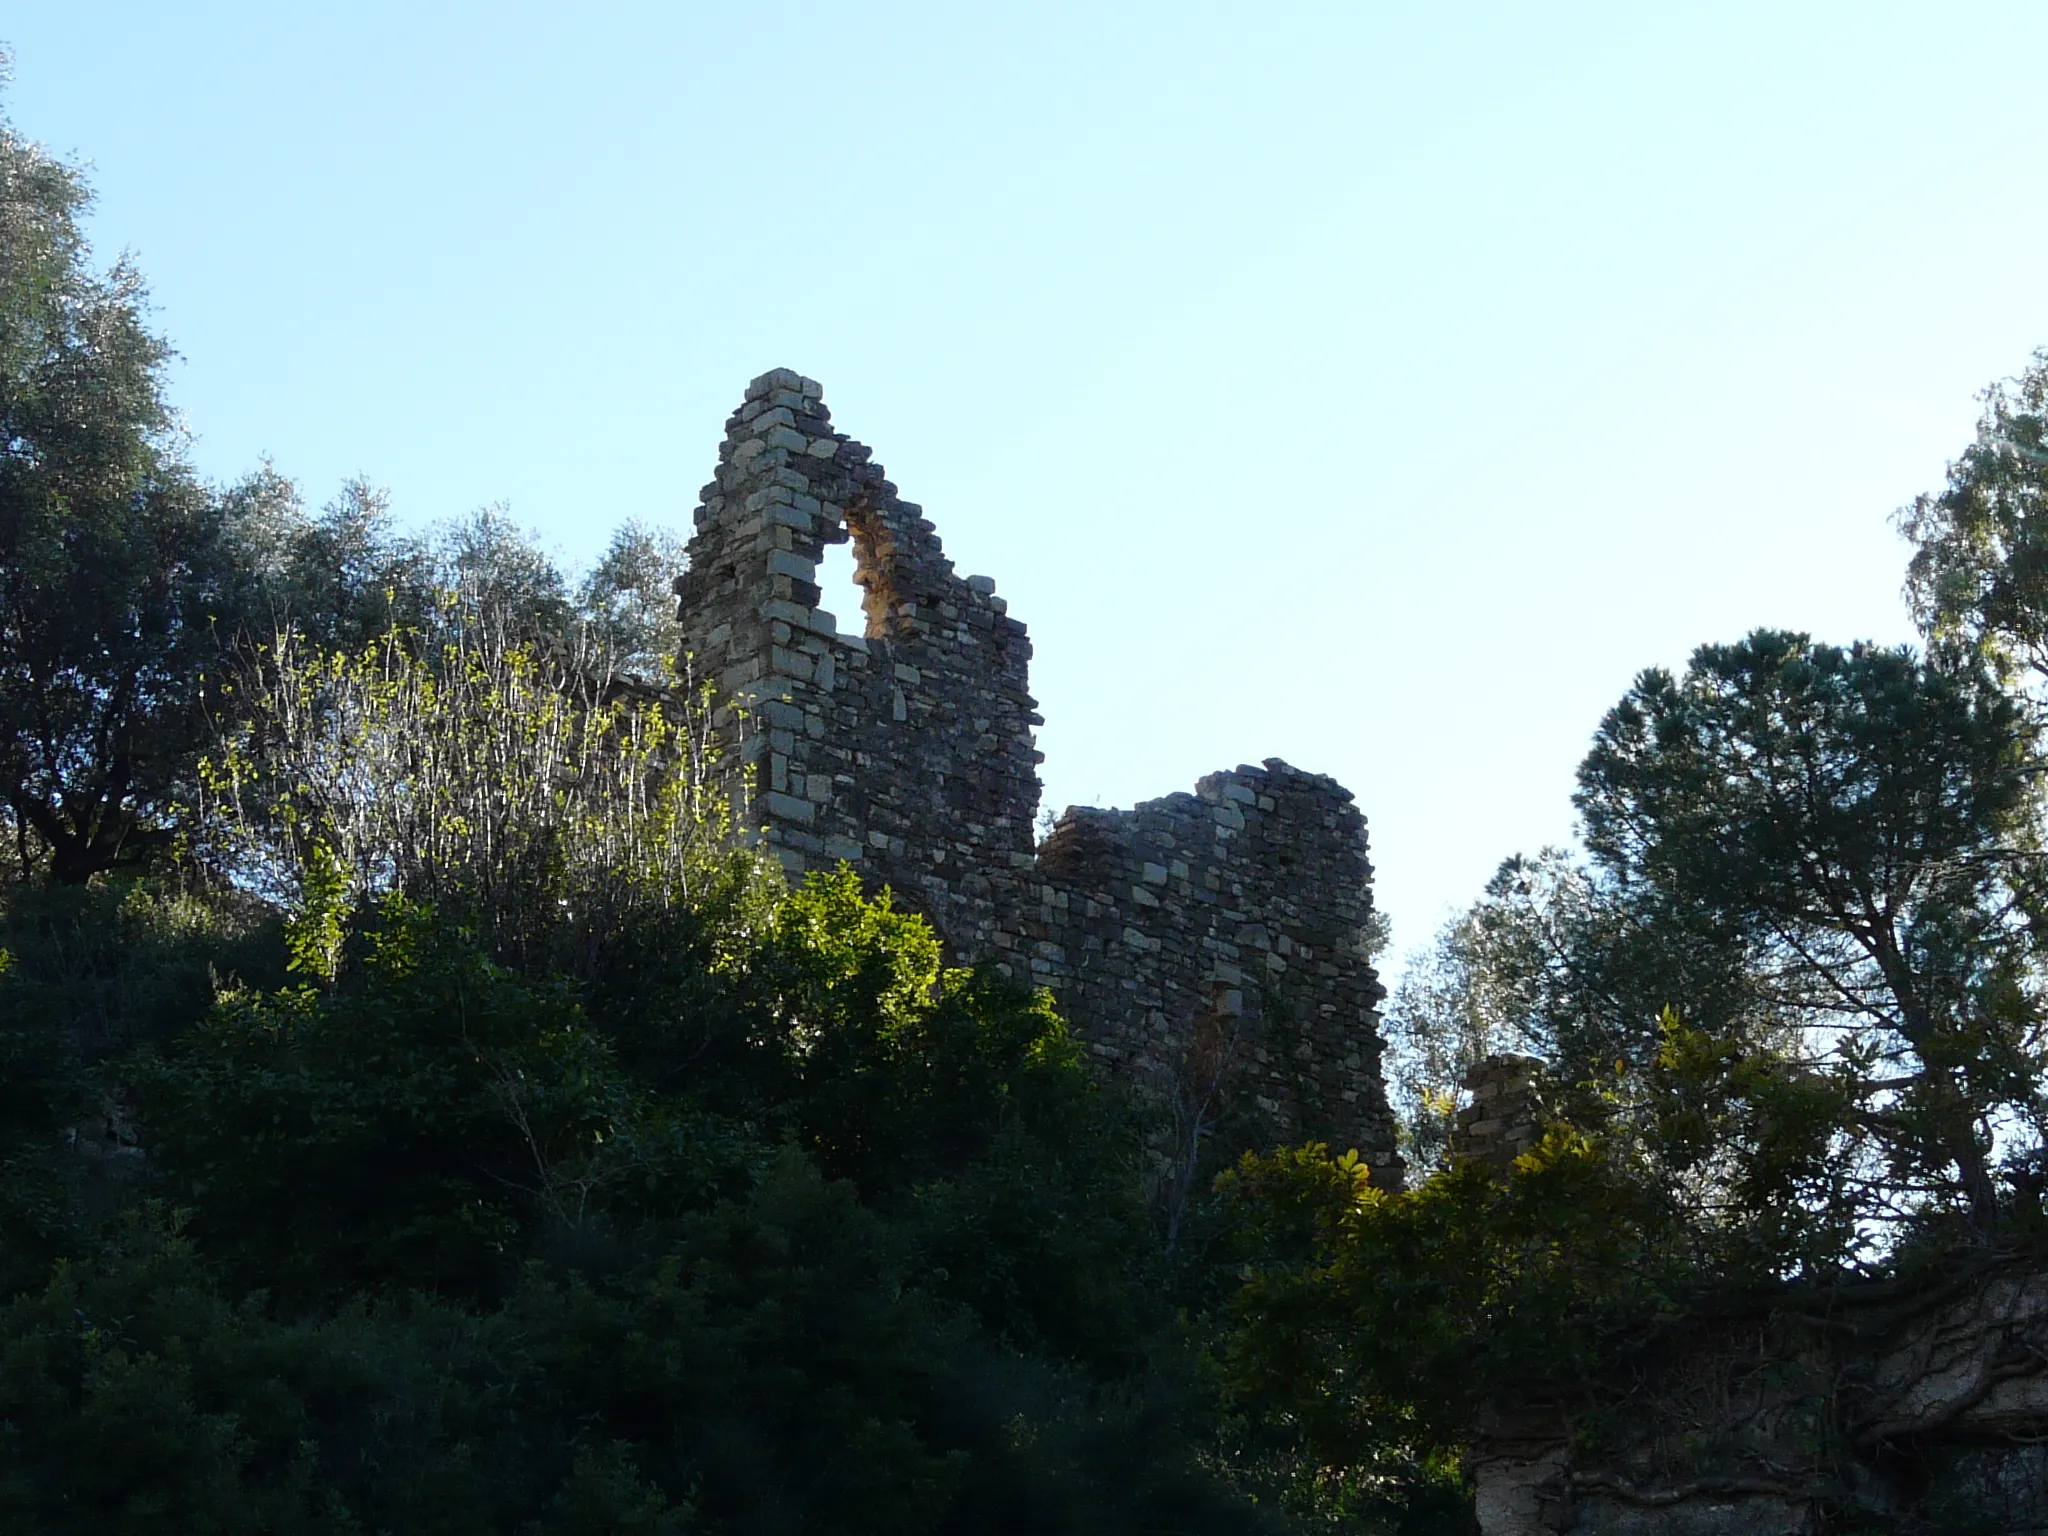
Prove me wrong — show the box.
[0,853,1275,1532]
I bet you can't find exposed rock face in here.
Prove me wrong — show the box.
[676,368,1399,1177]
[1436,1052,2048,1533]
[1468,1255,2048,1534]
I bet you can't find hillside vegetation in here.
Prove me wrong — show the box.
[11,76,2048,1534]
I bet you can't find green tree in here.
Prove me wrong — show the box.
[579,518,689,682]
[0,103,256,883]
[114,868,1265,1531]
[1575,630,2046,1234]
[1380,853,1578,1172]
[137,896,693,1306]
[1217,1136,1680,1535]
[1381,844,1771,1177]
[1901,348,2048,689]
[430,505,573,639]
[230,472,439,652]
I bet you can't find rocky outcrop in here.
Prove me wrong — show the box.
[1469,1253,2048,1534]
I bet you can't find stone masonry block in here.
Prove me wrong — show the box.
[762,791,816,825]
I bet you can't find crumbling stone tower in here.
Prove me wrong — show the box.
[677,369,1400,1180]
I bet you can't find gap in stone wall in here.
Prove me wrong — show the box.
[815,537,866,639]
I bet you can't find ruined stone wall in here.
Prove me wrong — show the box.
[676,369,1398,1175]
[674,368,1042,957]
[1029,764,1395,1168]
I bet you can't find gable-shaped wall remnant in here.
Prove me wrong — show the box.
[676,368,1399,1180]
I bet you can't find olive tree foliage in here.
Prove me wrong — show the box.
[238,480,673,667]
[577,518,689,682]
[430,504,573,638]
[0,127,690,892]
[238,484,577,649]
[1901,349,2048,693]
[0,73,707,889]
[0,99,260,883]
[227,472,438,652]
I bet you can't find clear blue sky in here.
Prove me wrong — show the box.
[10,4,2048,970]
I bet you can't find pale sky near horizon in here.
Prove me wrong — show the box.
[9,4,2048,976]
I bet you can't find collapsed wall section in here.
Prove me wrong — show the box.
[676,369,1397,1176]
[1027,763,1399,1173]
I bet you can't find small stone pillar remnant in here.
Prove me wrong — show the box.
[1452,1053,1545,1171]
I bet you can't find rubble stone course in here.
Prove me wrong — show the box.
[675,369,1399,1178]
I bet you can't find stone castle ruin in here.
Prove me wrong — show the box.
[675,368,1399,1178]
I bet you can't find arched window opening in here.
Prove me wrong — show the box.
[815,535,866,639]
